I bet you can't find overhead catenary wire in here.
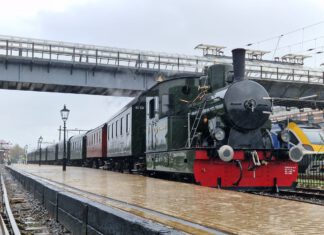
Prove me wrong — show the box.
[245,20,324,48]
[276,35,324,52]
[279,45,324,58]
[244,20,324,66]
[273,35,283,58]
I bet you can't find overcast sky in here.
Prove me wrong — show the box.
[0,0,324,150]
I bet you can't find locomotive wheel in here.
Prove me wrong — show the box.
[92,160,99,169]
[119,160,124,173]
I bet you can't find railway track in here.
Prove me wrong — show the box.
[0,168,68,235]
[252,187,324,206]
[0,174,21,235]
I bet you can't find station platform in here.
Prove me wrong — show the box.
[8,165,324,234]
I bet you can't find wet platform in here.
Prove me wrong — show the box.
[9,164,324,234]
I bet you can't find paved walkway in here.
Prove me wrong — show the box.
[12,165,324,234]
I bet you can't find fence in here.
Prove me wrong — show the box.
[298,154,324,188]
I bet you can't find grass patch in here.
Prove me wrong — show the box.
[297,178,324,188]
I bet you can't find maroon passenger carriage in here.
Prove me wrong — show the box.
[85,124,107,168]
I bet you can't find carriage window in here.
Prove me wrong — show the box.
[120,117,123,135]
[108,125,110,140]
[161,94,169,114]
[116,120,118,137]
[112,123,114,139]
[149,99,155,119]
[126,114,130,133]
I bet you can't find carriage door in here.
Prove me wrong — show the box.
[146,97,159,151]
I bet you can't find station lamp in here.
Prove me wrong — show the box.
[60,105,70,171]
[24,145,28,164]
[38,136,43,166]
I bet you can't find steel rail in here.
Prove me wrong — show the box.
[296,187,324,194]
[279,189,324,201]
[1,174,21,235]
[251,188,324,206]
[0,214,10,235]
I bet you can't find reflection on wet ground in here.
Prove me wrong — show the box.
[12,165,324,234]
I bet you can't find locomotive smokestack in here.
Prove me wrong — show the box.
[232,48,246,81]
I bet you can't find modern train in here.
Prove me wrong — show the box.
[271,121,324,173]
[27,48,305,191]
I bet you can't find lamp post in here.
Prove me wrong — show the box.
[60,105,70,171]
[24,145,28,164]
[38,136,43,166]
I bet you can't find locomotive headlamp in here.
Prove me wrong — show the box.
[218,145,234,162]
[280,130,290,143]
[214,128,225,141]
[289,146,304,162]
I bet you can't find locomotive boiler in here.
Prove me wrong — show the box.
[190,49,273,152]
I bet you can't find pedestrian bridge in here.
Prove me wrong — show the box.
[0,35,323,98]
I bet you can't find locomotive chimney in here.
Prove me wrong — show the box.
[232,48,246,82]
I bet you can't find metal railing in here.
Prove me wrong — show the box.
[247,64,324,84]
[0,34,323,84]
[298,154,324,188]
[0,35,211,73]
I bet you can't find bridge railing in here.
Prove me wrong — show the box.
[0,35,323,84]
[246,64,324,84]
[0,37,212,73]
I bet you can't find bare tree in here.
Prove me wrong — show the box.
[9,144,25,163]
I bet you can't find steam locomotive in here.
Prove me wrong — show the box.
[27,49,304,190]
